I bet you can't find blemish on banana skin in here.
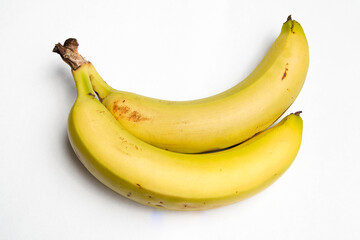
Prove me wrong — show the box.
[282,63,289,80]
[128,111,149,122]
[182,203,197,209]
[286,16,295,34]
[113,102,130,114]
[112,100,150,122]
[290,22,295,34]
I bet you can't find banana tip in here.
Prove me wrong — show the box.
[294,111,302,116]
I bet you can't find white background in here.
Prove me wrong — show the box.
[1,0,359,239]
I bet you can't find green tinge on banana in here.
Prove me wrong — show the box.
[66,68,303,211]
[81,16,308,153]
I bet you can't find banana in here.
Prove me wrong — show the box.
[74,16,307,153]
[64,64,303,211]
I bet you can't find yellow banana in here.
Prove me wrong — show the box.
[64,65,303,211]
[73,16,307,153]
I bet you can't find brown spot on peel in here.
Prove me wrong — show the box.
[135,183,142,189]
[285,15,295,34]
[182,203,196,209]
[282,63,289,80]
[290,21,295,34]
[113,102,130,114]
[112,101,149,122]
[128,111,149,122]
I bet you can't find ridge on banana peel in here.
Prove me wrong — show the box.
[54,15,308,153]
[63,66,303,211]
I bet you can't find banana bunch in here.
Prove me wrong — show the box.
[54,16,308,211]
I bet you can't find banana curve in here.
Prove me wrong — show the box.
[85,17,308,153]
[68,69,303,211]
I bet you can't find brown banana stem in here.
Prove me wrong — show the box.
[294,111,302,116]
[53,38,89,70]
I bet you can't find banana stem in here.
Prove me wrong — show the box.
[72,66,96,97]
[53,38,114,100]
[53,38,88,70]
[53,38,95,96]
